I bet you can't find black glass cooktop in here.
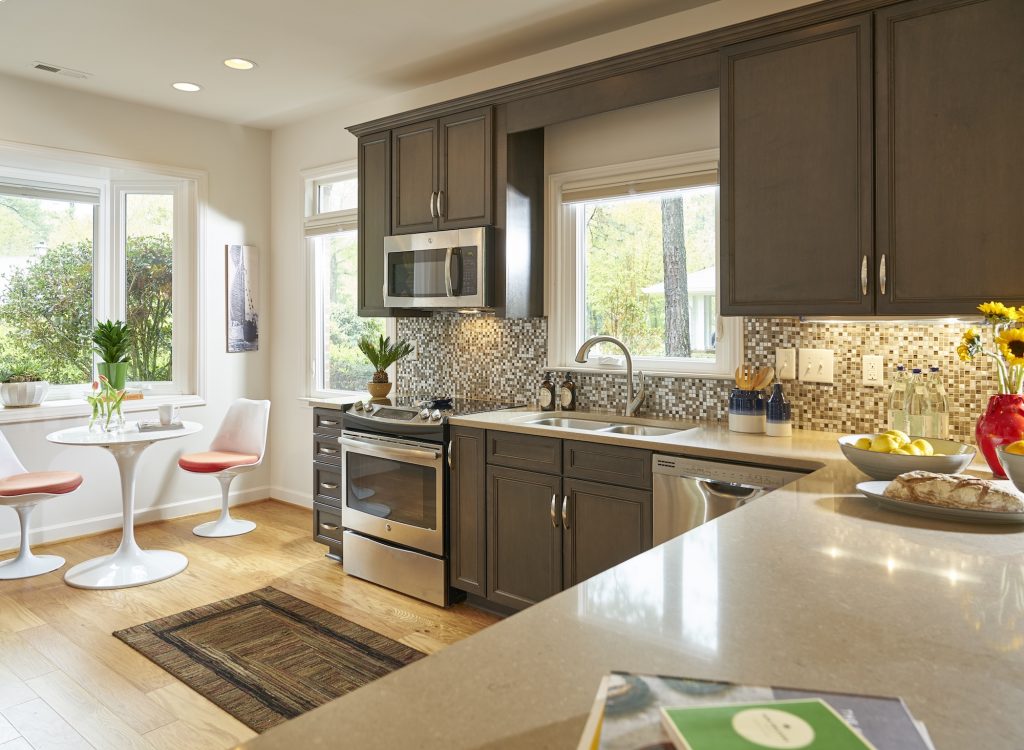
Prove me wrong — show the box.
[382,395,522,419]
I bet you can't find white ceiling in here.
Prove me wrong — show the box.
[0,0,717,130]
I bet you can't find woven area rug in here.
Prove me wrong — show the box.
[114,586,425,732]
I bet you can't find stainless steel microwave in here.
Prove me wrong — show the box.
[383,227,492,309]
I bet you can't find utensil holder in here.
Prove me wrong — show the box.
[728,389,766,433]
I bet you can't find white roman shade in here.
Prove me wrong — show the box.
[0,182,100,204]
[560,166,718,205]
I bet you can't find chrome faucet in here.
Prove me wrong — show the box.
[574,335,646,416]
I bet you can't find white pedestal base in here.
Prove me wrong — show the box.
[193,517,256,538]
[0,553,65,580]
[64,547,188,589]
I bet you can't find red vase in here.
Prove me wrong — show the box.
[975,394,1024,478]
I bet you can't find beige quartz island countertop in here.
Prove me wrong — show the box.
[244,414,1024,750]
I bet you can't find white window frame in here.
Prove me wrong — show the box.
[546,150,742,378]
[0,140,205,423]
[302,161,395,398]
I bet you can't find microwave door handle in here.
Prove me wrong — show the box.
[444,247,454,297]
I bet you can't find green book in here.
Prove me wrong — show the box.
[660,698,878,750]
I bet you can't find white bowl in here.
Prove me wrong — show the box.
[996,446,1024,493]
[838,434,975,480]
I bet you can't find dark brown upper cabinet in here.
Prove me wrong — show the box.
[391,107,493,235]
[357,131,392,316]
[875,0,1024,314]
[721,15,874,317]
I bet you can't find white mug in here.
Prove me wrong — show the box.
[158,403,179,425]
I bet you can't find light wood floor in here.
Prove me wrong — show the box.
[0,500,499,750]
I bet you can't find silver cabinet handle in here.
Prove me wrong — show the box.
[319,522,339,531]
[879,254,887,296]
[447,441,453,469]
[860,255,868,296]
[318,446,339,455]
[437,190,445,219]
[320,482,338,490]
[429,191,438,218]
[319,419,339,427]
[550,493,558,528]
[561,495,570,529]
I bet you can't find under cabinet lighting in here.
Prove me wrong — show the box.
[224,58,256,70]
[171,82,202,92]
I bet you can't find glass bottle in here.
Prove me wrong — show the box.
[906,368,932,438]
[538,373,557,411]
[887,365,908,433]
[927,365,949,439]
[559,372,578,411]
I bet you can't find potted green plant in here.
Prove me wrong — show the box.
[92,320,132,390]
[357,334,414,398]
[0,367,48,408]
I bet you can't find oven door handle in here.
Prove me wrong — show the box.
[341,437,439,462]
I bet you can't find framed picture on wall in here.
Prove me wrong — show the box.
[226,244,259,353]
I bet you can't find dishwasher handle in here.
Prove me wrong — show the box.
[697,480,763,501]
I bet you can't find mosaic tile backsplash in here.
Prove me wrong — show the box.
[396,315,997,442]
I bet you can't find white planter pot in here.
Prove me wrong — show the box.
[0,381,49,408]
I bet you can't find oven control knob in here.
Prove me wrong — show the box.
[430,409,442,422]
[352,401,363,411]
[362,400,372,411]
[419,408,431,420]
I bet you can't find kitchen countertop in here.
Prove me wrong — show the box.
[243,415,1024,750]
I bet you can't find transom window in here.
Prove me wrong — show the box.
[548,151,741,377]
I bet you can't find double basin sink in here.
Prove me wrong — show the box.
[526,417,683,437]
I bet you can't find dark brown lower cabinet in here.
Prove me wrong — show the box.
[449,426,487,596]
[486,465,562,611]
[562,478,652,589]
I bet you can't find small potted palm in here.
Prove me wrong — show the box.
[0,365,48,408]
[92,320,132,390]
[357,334,414,398]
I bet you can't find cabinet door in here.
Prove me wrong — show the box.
[357,131,391,316]
[720,15,873,316]
[392,120,438,234]
[875,0,1024,314]
[449,426,486,596]
[438,107,492,229]
[562,478,651,589]
[486,465,561,611]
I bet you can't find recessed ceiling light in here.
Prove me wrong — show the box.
[223,58,256,71]
[172,82,202,92]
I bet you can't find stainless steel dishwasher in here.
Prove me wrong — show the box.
[652,454,808,545]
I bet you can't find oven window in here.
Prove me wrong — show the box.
[388,247,448,298]
[346,453,437,530]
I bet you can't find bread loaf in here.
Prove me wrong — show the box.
[884,471,1024,512]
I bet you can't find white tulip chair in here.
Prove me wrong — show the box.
[178,399,270,538]
[0,431,82,579]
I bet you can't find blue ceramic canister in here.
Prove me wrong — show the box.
[765,382,792,437]
[728,388,766,433]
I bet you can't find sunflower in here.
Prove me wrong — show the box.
[996,328,1024,366]
[978,301,1019,323]
[958,328,982,361]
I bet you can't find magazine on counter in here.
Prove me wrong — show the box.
[577,672,935,750]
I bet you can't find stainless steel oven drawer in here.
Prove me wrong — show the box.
[342,531,447,607]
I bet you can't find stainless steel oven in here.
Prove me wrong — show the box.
[383,227,492,309]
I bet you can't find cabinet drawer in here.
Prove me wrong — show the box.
[313,433,342,465]
[487,431,561,475]
[313,502,343,546]
[314,463,342,508]
[313,408,343,436]
[564,440,652,490]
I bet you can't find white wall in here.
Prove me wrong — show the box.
[268,0,814,503]
[0,73,272,549]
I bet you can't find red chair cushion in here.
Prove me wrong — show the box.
[0,471,83,497]
[178,451,259,473]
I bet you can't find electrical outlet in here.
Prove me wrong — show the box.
[862,355,884,386]
[407,342,419,362]
[776,348,796,380]
[798,348,834,384]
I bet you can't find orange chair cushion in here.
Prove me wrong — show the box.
[178,451,259,473]
[0,471,83,497]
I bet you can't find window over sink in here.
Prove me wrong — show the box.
[547,151,742,377]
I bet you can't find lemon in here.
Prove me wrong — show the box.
[871,434,901,453]
[854,437,872,450]
[883,429,911,446]
[905,444,923,456]
[1004,440,1024,456]
[890,448,911,455]
[910,438,934,456]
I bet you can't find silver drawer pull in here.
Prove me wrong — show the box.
[319,419,339,427]
[320,482,338,490]
[319,522,339,531]
[318,447,339,454]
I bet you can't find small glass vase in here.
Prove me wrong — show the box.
[975,394,1024,478]
[90,410,125,434]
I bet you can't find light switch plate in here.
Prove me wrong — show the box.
[862,355,884,386]
[799,348,834,384]
[776,348,796,380]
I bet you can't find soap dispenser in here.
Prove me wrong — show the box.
[538,373,557,411]
[559,372,578,411]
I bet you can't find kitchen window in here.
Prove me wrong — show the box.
[547,151,741,377]
[305,163,393,395]
[0,166,196,402]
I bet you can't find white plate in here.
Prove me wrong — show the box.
[856,481,1024,524]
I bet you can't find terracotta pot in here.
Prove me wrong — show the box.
[367,381,392,398]
[975,394,1024,478]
